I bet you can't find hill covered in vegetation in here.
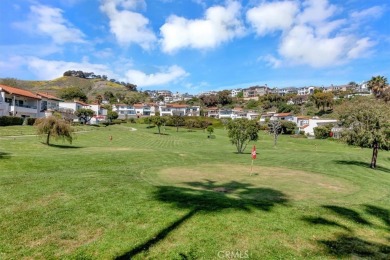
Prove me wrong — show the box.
[0,76,146,104]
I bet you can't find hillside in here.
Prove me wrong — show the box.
[0,76,132,101]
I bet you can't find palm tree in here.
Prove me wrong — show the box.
[367,76,388,98]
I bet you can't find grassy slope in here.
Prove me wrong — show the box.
[0,125,389,259]
[7,77,129,100]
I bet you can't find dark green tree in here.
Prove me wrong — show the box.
[227,119,259,153]
[107,110,119,123]
[74,108,95,124]
[207,125,214,137]
[59,86,87,102]
[151,116,167,135]
[217,90,233,106]
[171,115,185,132]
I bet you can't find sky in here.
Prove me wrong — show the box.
[0,0,389,94]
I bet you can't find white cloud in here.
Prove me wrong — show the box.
[278,25,350,67]
[125,65,188,87]
[25,57,118,80]
[14,5,85,44]
[246,1,299,35]
[350,6,384,20]
[248,0,376,68]
[298,0,338,24]
[347,38,374,59]
[160,1,245,53]
[100,0,156,49]
[261,55,282,68]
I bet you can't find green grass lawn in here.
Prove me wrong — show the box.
[0,124,389,259]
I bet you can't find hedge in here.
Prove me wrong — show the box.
[0,116,24,126]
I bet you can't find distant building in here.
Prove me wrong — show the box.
[298,87,315,96]
[231,89,242,97]
[243,86,269,98]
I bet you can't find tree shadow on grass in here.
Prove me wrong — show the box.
[319,234,390,258]
[0,152,11,159]
[42,143,83,149]
[115,181,289,259]
[301,217,352,232]
[322,205,371,225]
[364,205,390,230]
[303,204,390,258]
[334,160,390,173]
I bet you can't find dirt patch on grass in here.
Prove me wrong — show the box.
[157,164,357,202]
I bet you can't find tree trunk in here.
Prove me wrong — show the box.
[157,125,161,135]
[46,132,51,145]
[370,142,378,168]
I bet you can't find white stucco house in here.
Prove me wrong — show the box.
[0,84,41,118]
[302,118,338,136]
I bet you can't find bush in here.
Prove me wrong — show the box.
[27,118,37,125]
[314,126,332,139]
[111,119,125,125]
[281,120,297,135]
[0,116,24,126]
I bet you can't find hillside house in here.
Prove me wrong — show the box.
[243,86,269,98]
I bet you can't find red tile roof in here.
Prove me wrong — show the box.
[133,103,144,108]
[37,92,63,101]
[74,100,89,106]
[0,85,41,100]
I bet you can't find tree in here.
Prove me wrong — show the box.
[207,126,214,137]
[199,95,218,107]
[151,116,167,135]
[268,120,282,147]
[281,120,297,135]
[312,92,334,111]
[34,116,73,145]
[217,90,233,106]
[107,110,118,123]
[367,75,388,98]
[337,98,390,168]
[200,120,211,132]
[95,94,103,105]
[171,115,185,132]
[314,124,333,139]
[74,108,95,124]
[227,118,259,153]
[185,119,197,131]
[124,83,137,91]
[59,86,87,102]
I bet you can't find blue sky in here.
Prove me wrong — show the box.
[0,0,389,94]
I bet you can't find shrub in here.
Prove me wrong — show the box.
[281,120,297,135]
[0,116,24,126]
[314,126,332,139]
[27,118,37,125]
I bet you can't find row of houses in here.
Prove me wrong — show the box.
[259,112,338,136]
[0,84,338,135]
[231,83,370,99]
[0,84,203,122]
